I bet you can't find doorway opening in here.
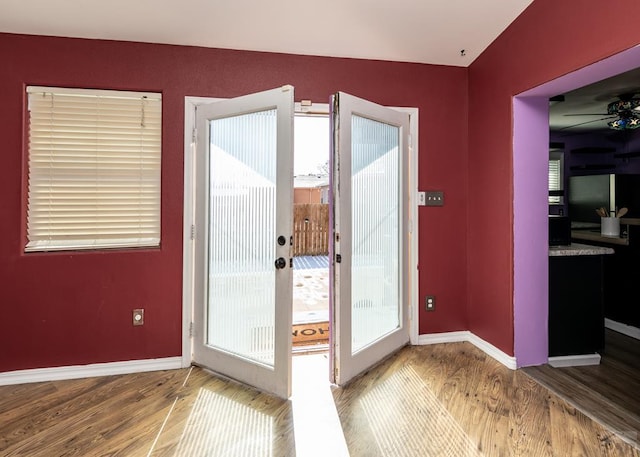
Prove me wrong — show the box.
[292,113,330,350]
[513,44,640,365]
[513,45,640,446]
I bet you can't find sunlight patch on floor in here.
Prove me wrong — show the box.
[359,365,482,457]
[173,387,274,456]
[292,353,350,456]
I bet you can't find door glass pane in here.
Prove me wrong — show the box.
[351,115,400,353]
[207,110,277,367]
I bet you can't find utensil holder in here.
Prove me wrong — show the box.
[601,217,620,237]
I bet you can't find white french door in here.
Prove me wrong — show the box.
[331,92,410,385]
[192,86,294,399]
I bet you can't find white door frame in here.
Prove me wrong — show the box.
[182,96,419,369]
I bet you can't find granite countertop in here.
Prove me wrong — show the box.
[549,243,615,257]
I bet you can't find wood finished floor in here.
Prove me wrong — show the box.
[1,342,638,456]
[524,329,640,450]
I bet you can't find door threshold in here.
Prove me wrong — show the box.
[293,310,329,325]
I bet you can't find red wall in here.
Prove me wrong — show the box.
[0,33,468,372]
[467,0,640,354]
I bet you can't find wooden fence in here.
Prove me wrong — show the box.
[293,204,329,256]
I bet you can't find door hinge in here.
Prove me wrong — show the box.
[190,224,195,240]
[192,127,197,145]
[189,322,194,338]
[336,254,342,263]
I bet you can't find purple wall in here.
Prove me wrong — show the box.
[553,131,640,177]
[513,97,549,366]
[513,45,640,366]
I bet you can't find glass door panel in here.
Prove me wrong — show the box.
[207,110,278,366]
[351,115,401,353]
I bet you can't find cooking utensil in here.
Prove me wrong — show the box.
[616,207,628,218]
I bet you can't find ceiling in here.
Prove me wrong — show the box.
[549,67,640,135]
[0,0,533,67]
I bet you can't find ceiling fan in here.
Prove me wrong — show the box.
[562,93,640,131]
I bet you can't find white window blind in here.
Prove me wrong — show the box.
[548,158,562,204]
[26,86,162,252]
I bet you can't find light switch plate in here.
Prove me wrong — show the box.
[424,191,444,206]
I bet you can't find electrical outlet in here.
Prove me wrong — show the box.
[133,308,144,326]
[425,296,436,311]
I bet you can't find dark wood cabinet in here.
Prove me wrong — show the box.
[549,253,606,356]
[572,224,640,327]
[602,244,640,326]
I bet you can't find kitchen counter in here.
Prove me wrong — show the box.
[571,230,629,246]
[549,243,615,256]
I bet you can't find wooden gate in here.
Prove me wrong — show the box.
[293,204,329,256]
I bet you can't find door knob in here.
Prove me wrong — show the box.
[275,257,286,269]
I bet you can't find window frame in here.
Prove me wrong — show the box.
[25,86,162,253]
[548,150,564,206]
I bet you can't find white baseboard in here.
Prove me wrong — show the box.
[417,331,518,370]
[0,357,183,386]
[467,332,518,370]
[548,354,601,368]
[418,331,470,345]
[605,318,640,340]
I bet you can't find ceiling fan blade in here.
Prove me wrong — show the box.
[557,116,616,131]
